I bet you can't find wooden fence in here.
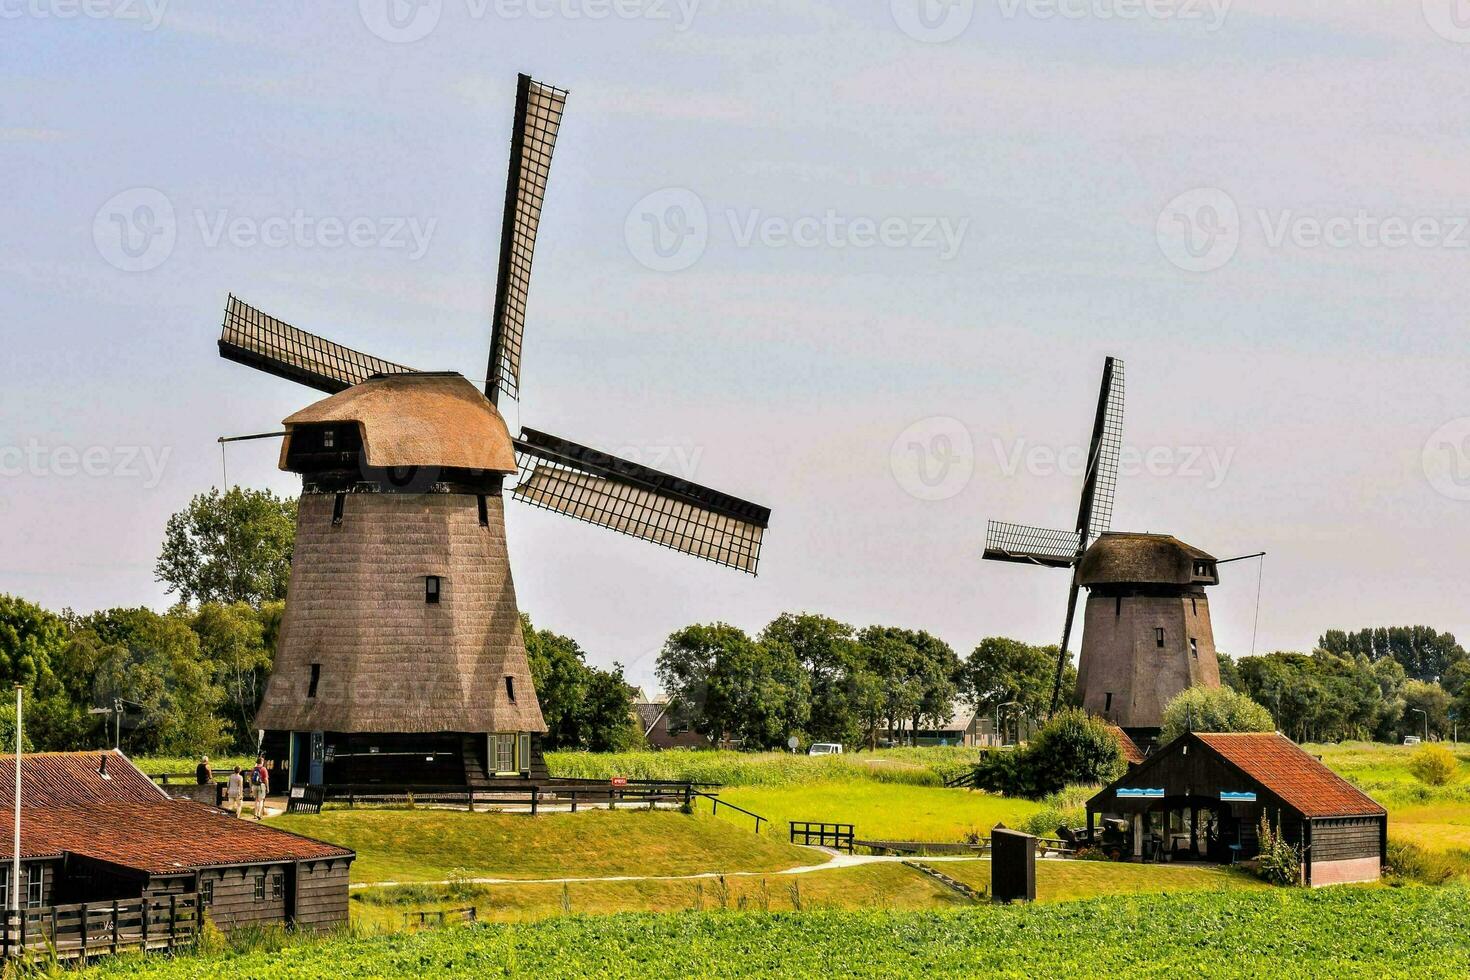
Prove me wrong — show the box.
[790,821,855,853]
[297,779,717,814]
[1,894,200,960]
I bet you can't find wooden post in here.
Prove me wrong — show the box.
[196,888,204,942]
[111,901,119,955]
[80,905,88,959]
[4,908,11,959]
[140,897,149,950]
[530,786,538,816]
[168,895,176,947]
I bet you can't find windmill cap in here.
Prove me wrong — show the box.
[1078,532,1216,587]
[280,372,518,474]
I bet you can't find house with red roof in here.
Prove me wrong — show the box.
[0,751,353,945]
[1086,732,1386,886]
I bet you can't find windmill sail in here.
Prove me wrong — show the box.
[486,74,569,404]
[218,295,413,394]
[510,428,769,575]
[1080,357,1125,544]
[983,521,1081,568]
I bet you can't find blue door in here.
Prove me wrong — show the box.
[309,731,326,785]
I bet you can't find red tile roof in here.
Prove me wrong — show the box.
[0,751,167,808]
[1194,733,1385,818]
[1107,725,1146,765]
[0,753,352,874]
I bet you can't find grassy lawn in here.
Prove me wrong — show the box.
[350,862,964,932]
[938,858,1269,902]
[91,885,1470,978]
[712,780,1044,843]
[546,748,979,787]
[267,808,825,884]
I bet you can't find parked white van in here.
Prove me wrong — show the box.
[807,743,843,756]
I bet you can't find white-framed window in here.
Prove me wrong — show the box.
[26,865,40,909]
[518,733,531,774]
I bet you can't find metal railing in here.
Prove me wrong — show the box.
[693,791,767,834]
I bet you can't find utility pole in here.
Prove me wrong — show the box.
[12,685,22,919]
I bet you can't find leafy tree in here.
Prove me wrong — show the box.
[960,637,1074,731]
[657,623,810,749]
[1319,626,1468,684]
[156,488,297,606]
[0,595,87,749]
[1402,679,1450,741]
[856,626,959,744]
[759,613,861,745]
[1158,685,1275,743]
[189,602,275,751]
[973,709,1124,799]
[523,615,638,752]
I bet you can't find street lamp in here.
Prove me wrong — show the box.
[1411,708,1429,743]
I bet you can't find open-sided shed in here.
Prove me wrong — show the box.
[1087,732,1385,886]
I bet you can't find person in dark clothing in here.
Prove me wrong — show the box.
[196,755,213,785]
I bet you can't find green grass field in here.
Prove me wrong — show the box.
[711,780,1043,843]
[939,858,1269,902]
[545,747,981,788]
[267,808,824,884]
[91,885,1470,978]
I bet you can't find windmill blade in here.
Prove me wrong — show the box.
[982,521,1080,569]
[510,428,769,575]
[1078,356,1125,544]
[486,74,569,404]
[219,295,414,394]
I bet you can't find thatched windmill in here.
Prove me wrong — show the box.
[218,75,771,789]
[982,358,1229,741]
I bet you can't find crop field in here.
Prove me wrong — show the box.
[267,809,824,884]
[91,885,1470,978]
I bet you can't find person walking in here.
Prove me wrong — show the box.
[226,766,245,818]
[195,755,212,785]
[251,756,270,820]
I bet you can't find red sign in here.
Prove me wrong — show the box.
[611,777,629,787]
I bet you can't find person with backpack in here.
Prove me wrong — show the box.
[251,757,270,820]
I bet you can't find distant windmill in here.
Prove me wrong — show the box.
[982,358,1227,740]
[217,74,771,789]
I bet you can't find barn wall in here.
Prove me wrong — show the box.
[1311,817,1382,861]
[1311,856,1380,886]
[292,859,351,932]
[200,865,288,931]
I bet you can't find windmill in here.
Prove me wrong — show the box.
[982,357,1225,740]
[217,74,771,789]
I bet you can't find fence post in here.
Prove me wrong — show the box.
[530,786,538,816]
[141,898,150,950]
[80,905,88,959]
[4,908,11,959]
[169,895,177,947]
[111,901,119,955]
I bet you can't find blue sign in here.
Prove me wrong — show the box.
[1220,791,1257,803]
[1117,788,1165,799]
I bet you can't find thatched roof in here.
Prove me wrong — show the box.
[280,372,518,474]
[256,492,545,734]
[1078,532,1215,587]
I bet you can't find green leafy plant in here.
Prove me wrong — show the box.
[1254,814,1301,886]
[1408,744,1459,787]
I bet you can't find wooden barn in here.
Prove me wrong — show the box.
[0,751,353,955]
[1086,732,1386,886]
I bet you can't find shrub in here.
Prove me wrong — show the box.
[1385,838,1465,885]
[1407,744,1459,787]
[973,710,1124,799]
[1159,686,1275,744]
[1254,814,1301,886]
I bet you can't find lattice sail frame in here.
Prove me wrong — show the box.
[219,295,413,395]
[983,521,1081,568]
[511,429,769,575]
[1084,357,1125,544]
[486,75,569,404]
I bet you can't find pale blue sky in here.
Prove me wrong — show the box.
[5,1,1470,689]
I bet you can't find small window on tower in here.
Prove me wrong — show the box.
[323,428,336,449]
[1115,596,1121,617]
[505,676,517,703]
[1155,628,1165,648]
[1104,692,1113,713]
[1191,597,1198,616]
[308,663,321,699]
[1190,638,1199,659]
[426,576,441,604]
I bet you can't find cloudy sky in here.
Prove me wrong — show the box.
[5,1,1470,689]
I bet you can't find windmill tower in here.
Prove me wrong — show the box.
[218,75,771,789]
[982,357,1223,742]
